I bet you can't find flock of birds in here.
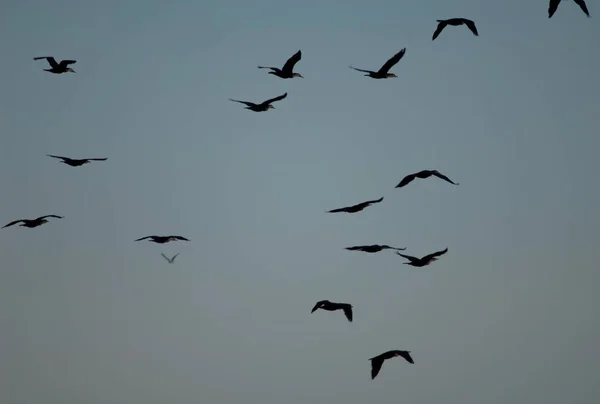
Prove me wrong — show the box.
[6,0,592,382]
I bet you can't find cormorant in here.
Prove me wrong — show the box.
[370,350,414,380]
[549,0,590,18]
[327,197,384,213]
[229,93,288,112]
[33,56,76,74]
[396,248,448,267]
[2,215,64,229]
[432,18,479,41]
[47,154,107,167]
[395,170,458,188]
[349,49,406,79]
[345,244,406,253]
[135,235,190,244]
[161,253,179,263]
[311,300,353,322]
[258,50,303,78]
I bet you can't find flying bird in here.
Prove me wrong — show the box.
[369,350,414,380]
[135,235,190,244]
[311,300,353,322]
[349,48,406,79]
[395,170,458,188]
[2,215,63,229]
[258,50,303,78]
[548,0,590,18]
[47,154,107,167]
[345,244,406,253]
[229,93,288,112]
[432,18,479,41]
[161,253,179,264]
[33,56,76,74]
[396,248,448,267]
[327,197,384,213]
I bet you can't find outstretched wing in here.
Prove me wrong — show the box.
[58,60,77,68]
[573,0,590,16]
[46,154,68,161]
[135,236,153,241]
[345,246,364,251]
[86,157,108,161]
[548,0,561,18]
[36,215,63,220]
[396,173,417,188]
[281,50,302,74]
[370,357,385,380]
[257,66,278,71]
[432,21,448,40]
[432,171,458,185]
[229,99,257,107]
[261,92,288,106]
[422,248,449,262]
[349,66,375,74]
[34,56,58,68]
[171,236,189,241]
[398,351,414,364]
[341,304,353,322]
[171,253,179,261]
[462,19,479,36]
[377,49,406,74]
[161,253,170,262]
[311,300,326,313]
[2,219,24,228]
[396,252,419,263]
[363,197,384,205]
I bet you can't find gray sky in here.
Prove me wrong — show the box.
[1,1,599,403]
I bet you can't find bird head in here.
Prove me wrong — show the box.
[67,68,76,73]
[293,73,304,78]
[387,73,398,78]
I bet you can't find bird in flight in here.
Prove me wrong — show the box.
[258,50,303,79]
[135,235,190,244]
[47,155,107,167]
[311,300,353,322]
[396,248,448,267]
[33,56,76,74]
[161,253,179,263]
[349,48,406,79]
[369,350,414,380]
[229,93,287,112]
[395,170,458,188]
[2,215,64,229]
[327,197,384,213]
[345,244,406,253]
[432,18,479,41]
[548,0,590,18]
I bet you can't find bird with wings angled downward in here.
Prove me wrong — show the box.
[310,300,354,322]
[229,93,288,112]
[47,154,107,167]
[432,18,479,41]
[33,56,76,74]
[395,170,459,188]
[548,0,590,18]
[135,235,190,244]
[258,50,303,79]
[349,48,406,79]
[2,215,64,229]
[369,350,414,380]
[396,248,448,267]
[161,253,179,264]
[327,197,384,213]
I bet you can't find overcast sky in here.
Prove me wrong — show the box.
[1,1,599,403]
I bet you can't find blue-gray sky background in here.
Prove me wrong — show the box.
[1,1,599,403]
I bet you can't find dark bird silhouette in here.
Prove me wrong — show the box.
[135,235,190,244]
[229,93,288,112]
[47,154,107,167]
[369,350,414,380]
[395,170,458,188]
[161,253,179,263]
[311,300,353,322]
[432,18,479,40]
[548,0,590,18]
[2,215,64,229]
[345,244,406,253]
[396,248,448,267]
[349,49,406,79]
[33,56,76,74]
[258,50,303,79]
[327,197,384,213]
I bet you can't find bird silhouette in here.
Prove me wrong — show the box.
[548,0,590,18]
[349,49,406,79]
[311,300,353,322]
[258,50,303,78]
[135,235,190,244]
[33,56,76,73]
[327,197,384,213]
[47,154,107,167]
[229,93,287,112]
[369,350,414,379]
[395,170,458,188]
[432,18,479,41]
[345,244,406,253]
[2,215,64,229]
[161,253,179,263]
[396,248,448,267]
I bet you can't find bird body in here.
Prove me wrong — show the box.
[395,169,458,188]
[258,50,303,78]
[549,0,590,18]
[135,235,190,244]
[161,253,179,263]
[229,93,287,112]
[432,18,479,40]
[345,244,406,253]
[33,56,76,73]
[327,197,384,213]
[349,49,406,79]
[47,154,107,166]
[2,215,64,229]
[369,350,414,379]
[396,248,448,267]
[311,300,353,322]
